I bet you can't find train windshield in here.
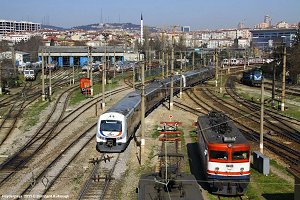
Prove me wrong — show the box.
[210,150,228,160]
[100,120,122,132]
[232,151,249,160]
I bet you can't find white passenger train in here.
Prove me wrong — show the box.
[96,67,215,153]
[23,69,37,81]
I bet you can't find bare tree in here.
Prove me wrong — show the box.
[15,36,43,61]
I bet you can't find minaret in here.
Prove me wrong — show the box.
[141,13,144,45]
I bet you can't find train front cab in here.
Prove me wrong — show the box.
[251,69,263,86]
[80,78,91,95]
[207,144,250,195]
[96,112,128,153]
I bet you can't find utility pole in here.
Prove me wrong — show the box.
[113,45,116,78]
[87,47,90,79]
[184,51,187,71]
[41,49,45,101]
[260,78,264,154]
[170,46,174,110]
[102,36,107,110]
[162,51,165,78]
[272,62,277,108]
[104,42,107,85]
[166,53,169,78]
[0,60,2,95]
[72,63,75,85]
[141,61,145,164]
[11,47,16,76]
[215,49,218,88]
[243,51,247,70]
[132,65,135,89]
[281,47,286,111]
[193,33,195,70]
[48,52,52,98]
[89,46,94,96]
[102,59,106,110]
[203,51,206,67]
[90,67,93,96]
[192,50,195,70]
[179,52,183,99]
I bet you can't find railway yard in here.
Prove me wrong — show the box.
[0,65,299,200]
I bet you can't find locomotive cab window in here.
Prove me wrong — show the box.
[100,120,122,132]
[210,150,228,160]
[232,151,249,160]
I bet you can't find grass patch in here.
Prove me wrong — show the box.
[137,145,156,175]
[151,125,160,138]
[246,167,294,200]
[234,81,300,120]
[270,160,293,179]
[189,129,198,143]
[281,104,300,119]
[22,99,50,131]
[72,173,85,192]
[68,89,89,106]
[68,79,120,107]
[69,88,91,106]
[205,161,294,200]
[206,166,294,200]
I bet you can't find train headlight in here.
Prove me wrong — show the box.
[240,167,244,174]
[215,167,219,174]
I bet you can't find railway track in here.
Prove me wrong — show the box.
[0,85,132,197]
[0,85,78,186]
[19,124,97,198]
[199,87,299,165]
[264,81,300,97]
[234,79,300,127]
[226,76,300,143]
[0,69,82,146]
[78,153,120,200]
[173,87,299,166]
[0,68,75,108]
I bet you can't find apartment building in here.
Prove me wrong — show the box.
[0,20,41,34]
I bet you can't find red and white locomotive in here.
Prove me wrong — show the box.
[196,111,250,195]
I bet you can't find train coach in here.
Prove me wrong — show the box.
[196,111,250,195]
[96,66,215,153]
[23,69,37,81]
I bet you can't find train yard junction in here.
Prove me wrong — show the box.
[0,63,299,200]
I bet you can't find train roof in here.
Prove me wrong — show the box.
[105,90,140,117]
[105,67,214,118]
[105,80,164,117]
[197,111,248,145]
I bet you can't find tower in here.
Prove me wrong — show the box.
[264,15,272,28]
[141,13,144,45]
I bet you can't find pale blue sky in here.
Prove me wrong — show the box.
[1,0,299,29]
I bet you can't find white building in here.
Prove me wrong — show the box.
[0,33,33,44]
[0,51,30,65]
[0,20,41,35]
[276,21,289,29]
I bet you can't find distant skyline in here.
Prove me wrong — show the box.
[1,0,299,30]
